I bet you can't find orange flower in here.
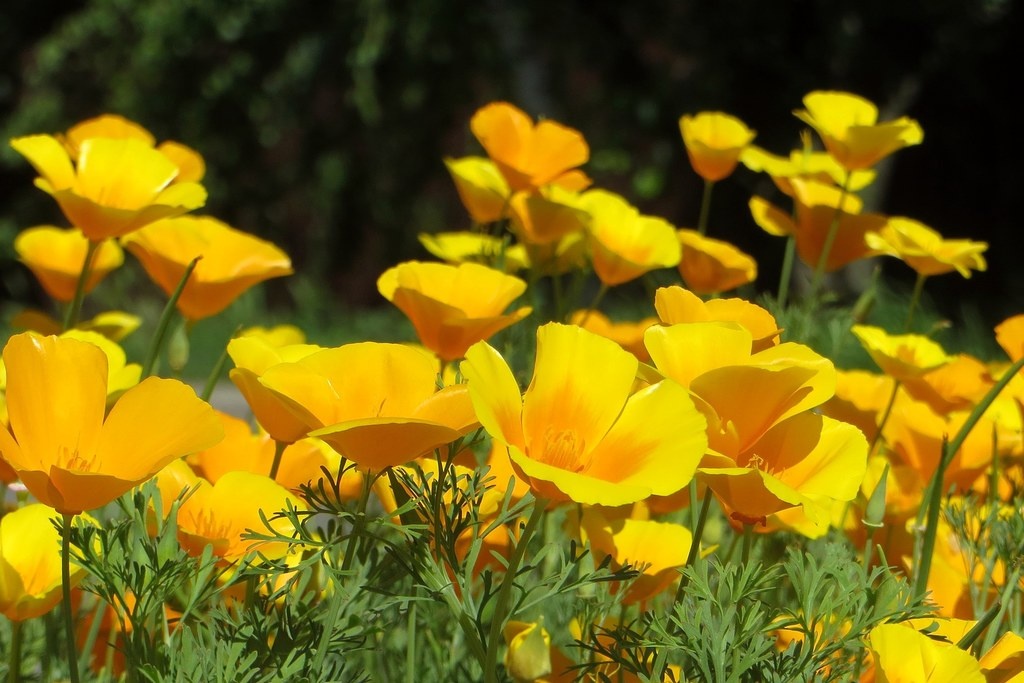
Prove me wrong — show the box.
[14,225,123,301]
[121,215,293,320]
[996,314,1024,362]
[794,91,924,171]
[679,111,756,182]
[444,156,511,223]
[470,101,590,193]
[851,325,953,382]
[377,261,532,361]
[866,217,987,278]
[676,229,757,294]
[581,190,680,286]
[9,134,206,240]
[252,342,480,470]
[508,185,590,246]
[0,333,223,514]
[462,323,708,506]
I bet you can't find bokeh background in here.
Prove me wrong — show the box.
[1,0,1019,332]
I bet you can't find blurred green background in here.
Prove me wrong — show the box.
[1,0,1019,333]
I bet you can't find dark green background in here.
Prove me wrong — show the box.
[1,0,1018,327]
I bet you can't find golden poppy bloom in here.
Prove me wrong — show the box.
[252,342,480,470]
[9,135,206,240]
[508,184,589,246]
[14,225,123,302]
[867,623,984,682]
[851,325,953,382]
[444,156,511,223]
[0,504,91,621]
[749,178,886,272]
[866,217,988,278]
[503,620,552,682]
[0,333,223,514]
[740,139,876,192]
[122,215,293,320]
[377,261,532,362]
[676,229,757,294]
[581,190,681,286]
[418,231,529,273]
[794,91,924,171]
[176,470,301,562]
[461,323,708,506]
[470,101,590,193]
[59,113,206,183]
[679,111,756,182]
[654,285,780,352]
[996,314,1024,362]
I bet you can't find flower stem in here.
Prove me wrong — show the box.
[806,172,852,304]
[869,380,902,455]
[903,272,927,332]
[697,180,715,236]
[62,240,100,331]
[60,513,81,683]
[269,440,288,481]
[575,283,609,329]
[200,326,242,402]
[141,256,200,377]
[483,497,547,683]
[776,235,797,311]
[7,619,21,683]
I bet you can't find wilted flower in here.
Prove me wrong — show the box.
[122,215,293,320]
[462,323,708,506]
[794,90,923,171]
[378,261,532,362]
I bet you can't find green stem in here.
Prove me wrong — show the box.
[200,326,242,402]
[678,487,712,596]
[269,440,288,482]
[575,283,609,329]
[61,513,81,683]
[913,356,1024,598]
[807,173,852,305]
[6,619,21,683]
[697,180,715,236]
[141,256,201,377]
[869,380,902,455]
[62,240,101,331]
[405,601,416,683]
[740,523,755,565]
[903,273,928,332]
[482,497,547,683]
[777,235,797,311]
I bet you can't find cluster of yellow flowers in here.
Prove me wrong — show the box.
[0,92,1022,681]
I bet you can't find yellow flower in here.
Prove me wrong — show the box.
[503,620,552,682]
[978,630,1024,682]
[794,90,924,171]
[654,285,780,352]
[0,333,223,514]
[996,314,1024,362]
[866,217,988,278]
[227,337,324,443]
[121,215,293,320]
[444,156,511,223]
[867,622,983,682]
[508,184,590,246]
[568,310,657,362]
[851,325,953,382]
[418,231,530,272]
[581,190,681,286]
[14,225,123,302]
[10,309,141,341]
[462,323,708,506]
[9,134,206,240]
[176,470,300,562]
[377,261,532,362]
[679,111,756,182]
[676,229,757,294]
[59,113,206,183]
[740,138,876,191]
[470,101,590,193]
[749,178,886,272]
[253,342,480,470]
[238,324,307,347]
[0,504,91,621]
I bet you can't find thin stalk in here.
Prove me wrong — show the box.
[913,356,1024,598]
[903,273,928,332]
[806,173,852,304]
[62,240,101,331]
[141,256,201,377]
[776,235,797,311]
[869,380,902,455]
[61,513,81,683]
[269,440,288,482]
[677,487,712,596]
[405,601,417,683]
[980,566,1023,654]
[200,326,243,402]
[7,619,21,683]
[575,283,609,329]
[482,497,548,683]
[740,523,756,565]
[696,180,715,236]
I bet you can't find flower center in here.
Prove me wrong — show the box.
[61,446,98,473]
[540,428,586,473]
